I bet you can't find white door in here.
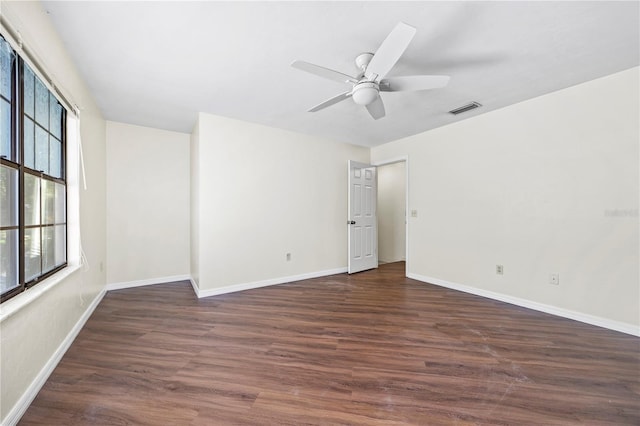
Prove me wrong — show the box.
[348,160,378,274]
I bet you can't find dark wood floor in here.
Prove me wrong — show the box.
[20,262,639,425]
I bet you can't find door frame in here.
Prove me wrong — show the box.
[372,155,409,276]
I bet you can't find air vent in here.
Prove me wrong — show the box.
[449,102,482,115]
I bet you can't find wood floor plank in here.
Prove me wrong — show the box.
[18,263,640,425]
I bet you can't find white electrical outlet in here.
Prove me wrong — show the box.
[496,265,504,275]
[550,273,559,285]
[411,210,418,218]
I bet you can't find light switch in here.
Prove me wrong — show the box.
[411,210,418,218]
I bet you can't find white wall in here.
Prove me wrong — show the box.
[192,112,369,291]
[0,1,107,422]
[106,121,190,285]
[378,162,406,263]
[372,67,639,331]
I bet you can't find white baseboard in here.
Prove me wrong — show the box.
[408,273,640,337]
[2,289,106,426]
[190,276,199,295]
[193,267,348,299]
[105,274,191,291]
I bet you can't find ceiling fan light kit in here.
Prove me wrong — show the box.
[291,22,451,120]
[352,82,379,105]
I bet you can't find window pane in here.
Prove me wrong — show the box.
[35,126,48,173]
[41,179,55,225]
[35,77,48,128]
[54,225,66,267]
[0,39,13,100]
[23,64,35,118]
[23,117,35,169]
[43,225,66,272]
[0,229,19,294]
[42,226,55,273]
[50,95,62,139]
[0,165,18,227]
[55,182,65,223]
[24,227,41,282]
[1,98,10,159]
[49,137,62,178]
[24,173,40,226]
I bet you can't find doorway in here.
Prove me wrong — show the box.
[376,160,407,270]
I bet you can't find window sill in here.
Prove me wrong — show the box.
[0,264,82,323]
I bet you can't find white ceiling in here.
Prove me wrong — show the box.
[42,1,639,147]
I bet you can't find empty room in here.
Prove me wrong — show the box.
[0,1,638,425]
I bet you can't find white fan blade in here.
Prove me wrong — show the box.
[309,91,352,112]
[292,61,358,84]
[365,96,385,120]
[365,22,416,81]
[380,75,450,92]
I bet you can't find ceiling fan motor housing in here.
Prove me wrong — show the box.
[352,81,379,105]
[355,52,374,72]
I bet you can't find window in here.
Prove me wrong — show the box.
[1,36,67,302]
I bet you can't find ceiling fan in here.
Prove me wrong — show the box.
[291,22,450,120]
